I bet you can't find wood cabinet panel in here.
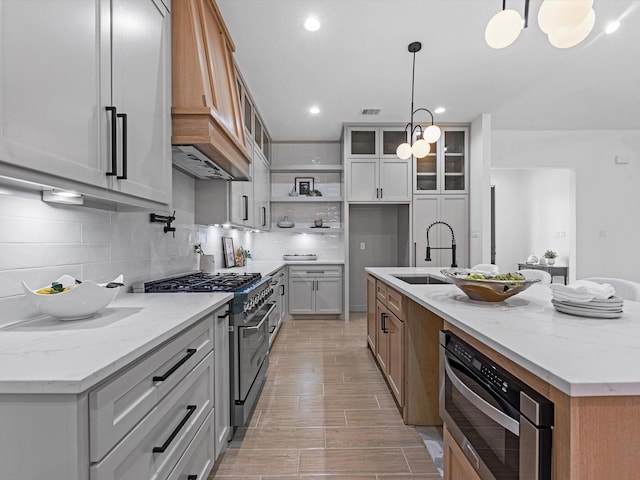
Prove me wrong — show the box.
[171,0,251,179]
[366,275,377,353]
[386,312,404,405]
[367,276,442,425]
[386,285,406,320]
[375,300,389,373]
[444,425,482,480]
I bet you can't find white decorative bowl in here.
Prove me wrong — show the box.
[21,274,124,320]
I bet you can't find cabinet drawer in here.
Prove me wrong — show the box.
[166,409,215,480]
[90,352,214,480]
[376,280,387,303]
[89,317,214,461]
[386,286,405,321]
[289,265,343,278]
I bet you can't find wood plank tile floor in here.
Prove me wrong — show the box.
[209,314,441,479]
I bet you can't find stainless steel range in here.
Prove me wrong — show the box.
[138,272,275,429]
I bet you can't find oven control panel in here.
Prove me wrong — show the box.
[447,335,520,406]
[243,287,274,314]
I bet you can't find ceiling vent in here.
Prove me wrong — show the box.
[360,108,381,115]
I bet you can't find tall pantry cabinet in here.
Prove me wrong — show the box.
[413,127,469,268]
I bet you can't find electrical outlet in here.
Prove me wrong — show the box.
[360,242,366,250]
[555,231,566,238]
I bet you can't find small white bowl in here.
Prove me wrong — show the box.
[21,274,124,321]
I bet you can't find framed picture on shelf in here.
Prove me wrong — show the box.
[295,177,314,196]
[222,236,236,268]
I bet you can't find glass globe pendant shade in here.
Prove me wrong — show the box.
[538,0,593,35]
[396,142,413,160]
[423,124,442,143]
[411,139,431,158]
[485,9,523,49]
[548,8,595,48]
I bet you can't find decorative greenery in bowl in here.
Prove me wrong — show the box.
[543,250,557,259]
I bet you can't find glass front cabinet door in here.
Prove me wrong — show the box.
[413,127,468,194]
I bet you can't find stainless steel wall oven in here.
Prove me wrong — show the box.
[440,330,554,480]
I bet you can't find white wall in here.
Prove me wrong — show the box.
[492,130,640,281]
[491,168,573,277]
[469,114,492,267]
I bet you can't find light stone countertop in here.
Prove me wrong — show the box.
[366,267,640,397]
[0,292,232,395]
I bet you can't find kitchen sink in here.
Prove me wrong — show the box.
[391,274,449,285]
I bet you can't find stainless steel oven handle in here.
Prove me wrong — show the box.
[243,302,276,330]
[444,356,520,436]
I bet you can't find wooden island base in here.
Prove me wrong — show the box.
[446,322,640,480]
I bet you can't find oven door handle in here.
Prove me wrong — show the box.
[243,302,276,330]
[444,356,520,436]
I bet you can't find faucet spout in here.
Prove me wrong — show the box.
[425,221,457,267]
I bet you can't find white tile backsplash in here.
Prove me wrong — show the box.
[0,168,344,325]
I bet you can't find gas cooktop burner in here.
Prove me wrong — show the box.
[144,272,262,293]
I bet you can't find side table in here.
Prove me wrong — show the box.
[517,263,569,285]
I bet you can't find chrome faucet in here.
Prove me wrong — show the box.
[425,221,457,267]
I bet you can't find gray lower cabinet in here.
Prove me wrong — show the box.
[288,265,343,314]
[0,305,229,480]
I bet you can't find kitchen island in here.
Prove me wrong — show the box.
[366,266,640,480]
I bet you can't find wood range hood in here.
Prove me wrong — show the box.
[171,0,251,180]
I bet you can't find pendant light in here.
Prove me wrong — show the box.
[484,0,596,49]
[395,42,441,160]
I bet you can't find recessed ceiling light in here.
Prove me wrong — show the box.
[434,107,446,114]
[605,20,620,34]
[304,17,320,32]
[309,106,320,115]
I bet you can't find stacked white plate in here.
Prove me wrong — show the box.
[551,296,623,319]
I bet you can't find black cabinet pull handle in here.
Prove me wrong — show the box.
[153,348,197,382]
[242,195,249,221]
[380,188,383,199]
[187,475,198,480]
[116,112,128,180]
[280,285,284,296]
[105,106,118,176]
[381,313,389,333]
[152,405,197,453]
[218,309,230,319]
[376,187,379,198]
[262,206,266,227]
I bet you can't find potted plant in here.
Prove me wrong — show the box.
[235,246,252,267]
[543,250,557,266]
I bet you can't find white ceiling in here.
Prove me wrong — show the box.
[217,0,640,142]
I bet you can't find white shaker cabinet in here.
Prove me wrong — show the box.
[253,148,270,230]
[0,0,171,207]
[345,126,411,203]
[346,158,411,202]
[288,265,343,315]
